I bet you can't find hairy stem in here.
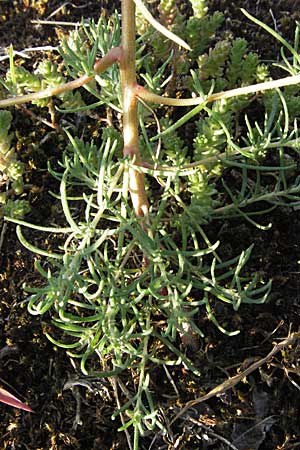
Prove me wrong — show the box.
[120,0,149,218]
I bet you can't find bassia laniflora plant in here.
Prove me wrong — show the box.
[1,1,300,447]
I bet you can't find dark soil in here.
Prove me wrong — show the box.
[1,1,300,450]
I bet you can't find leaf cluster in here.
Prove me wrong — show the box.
[17,127,272,436]
[0,110,29,218]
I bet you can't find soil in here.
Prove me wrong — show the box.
[1,1,300,450]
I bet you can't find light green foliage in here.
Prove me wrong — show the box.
[7,161,24,192]
[185,12,224,59]
[160,117,188,164]
[226,38,249,85]
[59,15,121,110]
[278,85,300,120]
[142,0,185,63]
[187,100,232,219]
[190,0,208,19]
[0,110,14,168]
[158,0,185,31]
[2,199,31,219]
[0,110,29,218]
[187,36,271,179]
[6,65,43,105]
[198,40,232,81]
[136,8,149,36]
[3,15,122,112]
[7,66,41,92]
[0,111,24,192]
[21,129,272,439]
[138,50,174,94]
[6,61,84,109]
[37,60,85,109]
[226,38,259,87]
[256,63,270,82]
[138,1,222,73]
[183,172,217,224]
[197,37,268,92]
[2,4,300,447]
[159,0,177,15]
[193,100,232,161]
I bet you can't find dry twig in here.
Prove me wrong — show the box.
[171,331,300,425]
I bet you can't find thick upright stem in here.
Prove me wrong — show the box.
[120,0,149,218]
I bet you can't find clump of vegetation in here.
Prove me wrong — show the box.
[0,110,29,218]
[1,1,300,448]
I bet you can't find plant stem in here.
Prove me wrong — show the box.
[133,137,300,174]
[0,47,121,108]
[213,182,300,215]
[120,0,149,218]
[134,74,300,106]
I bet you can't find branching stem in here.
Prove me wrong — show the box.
[135,74,300,106]
[0,47,122,108]
[1,0,299,221]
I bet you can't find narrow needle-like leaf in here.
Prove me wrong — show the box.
[0,387,33,412]
[132,0,191,50]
